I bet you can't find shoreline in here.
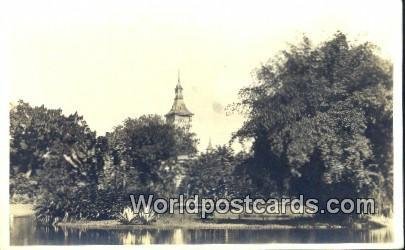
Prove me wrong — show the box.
[57,216,388,230]
[57,219,344,230]
[10,203,389,231]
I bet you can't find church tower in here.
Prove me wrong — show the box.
[165,72,193,129]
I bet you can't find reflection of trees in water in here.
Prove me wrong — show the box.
[187,229,227,244]
[10,216,36,244]
[367,228,393,243]
[10,215,14,230]
[121,231,151,244]
[120,229,176,244]
[122,231,136,245]
[10,217,394,245]
[172,228,184,244]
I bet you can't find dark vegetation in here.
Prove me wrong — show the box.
[10,33,393,225]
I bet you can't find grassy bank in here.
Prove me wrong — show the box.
[10,203,389,230]
[58,213,366,230]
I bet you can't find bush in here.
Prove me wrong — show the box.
[118,207,138,224]
[9,173,38,203]
[117,206,157,225]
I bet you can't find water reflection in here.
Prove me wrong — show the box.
[10,216,393,245]
[122,231,135,245]
[172,228,184,244]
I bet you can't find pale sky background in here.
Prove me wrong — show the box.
[1,0,401,151]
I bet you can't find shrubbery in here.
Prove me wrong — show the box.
[10,102,197,224]
[118,206,157,225]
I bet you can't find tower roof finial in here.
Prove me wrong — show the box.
[207,137,213,152]
[166,70,193,118]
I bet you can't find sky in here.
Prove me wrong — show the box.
[1,0,402,151]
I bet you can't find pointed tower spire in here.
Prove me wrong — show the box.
[165,70,193,128]
[174,70,183,100]
[207,137,213,152]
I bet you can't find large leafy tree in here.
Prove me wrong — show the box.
[104,115,197,197]
[233,33,392,210]
[181,146,237,199]
[10,100,65,177]
[10,101,102,222]
[34,115,101,223]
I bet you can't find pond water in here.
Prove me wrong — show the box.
[10,216,392,245]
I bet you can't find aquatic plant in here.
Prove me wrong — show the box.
[118,206,156,225]
[118,207,138,224]
[138,206,156,225]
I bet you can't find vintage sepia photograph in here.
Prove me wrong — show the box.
[0,0,403,249]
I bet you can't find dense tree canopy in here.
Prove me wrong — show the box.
[10,101,102,222]
[180,146,237,198]
[102,115,198,196]
[233,33,392,209]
